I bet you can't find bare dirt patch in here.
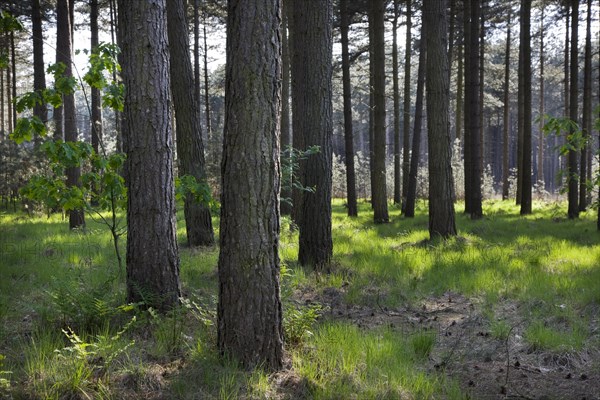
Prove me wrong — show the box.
[294,286,600,400]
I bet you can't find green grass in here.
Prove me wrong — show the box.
[1,199,599,398]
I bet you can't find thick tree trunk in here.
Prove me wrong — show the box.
[293,0,334,268]
[519,0,532,215]
[167,0,214,247]
[404,25,426,219]
[401,0,412,212]
[424,0,457,238]
[119,0,181,310]
[579,0,592,212]
[340,0,358,217]
[370,0,389,224]
[567,0,579,219]
[218,0,283,370]
[538,4,545,188]
[501,12,511,200]
[32,0,47,126]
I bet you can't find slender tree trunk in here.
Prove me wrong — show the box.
[203,8,211,137]
[10,31,16,132]
[579,0,592,211]
[340,0,358,217]
[194,0,201,106]
[108,0,121,153]
[32,0,47,126]
[293,0,334,268]
[401,0,412,212]
[464,0,482,218]
[167,0,215,247]
[479,1,485,175]
[91,0,102,157]
[567,0,579,219]
[0,64,4,134]
[519,0,532,215]
[370,0,389,224]
[6,48,12,134]
[393,0,401,205]
[538,4,545,188]
[502,11,511,200]
[280,0,292,216]
[119,0,181,310]
[218,0,283,370]
[405,21,426,218]
[424,0,457,238]
[456,37,464,143]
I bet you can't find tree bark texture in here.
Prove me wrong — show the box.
[218,0,283,370]
[167,0,215,247]
[424,0,457,238]
[340,0,358,217]
[519,0,532,215]
[280,1,292,215]
[404,26,426,219]
[292,0,334,267]
[369,0,389,224]
[118,0,181,310]
[567,0,579,219]
[501,12,511,200]
[392,0,401,205]
[538,4,545,187]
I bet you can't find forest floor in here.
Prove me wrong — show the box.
[0,200,599,399]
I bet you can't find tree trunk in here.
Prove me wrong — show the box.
[479,1,485,176]
[567,0,579,219]
[392,0,401,205]
[32,0,47,126]
[519,0,532,215]
[119,0,181,310]
[293,0,334,267]
[10,31,16,132]
[424,0,457,238]
[108,0,121,153]
[579,0,592,212]
[167,0,215,247]
[57,0,85,229]
[202,8,211,137]
[194,0,201,106]
[91,0,102,157]
[538,3,545,188]
[404,24,426,219]
[370,0,389,224]
[463,0,482,218]
[456,37,463,143]
[280,0,292,216]
[218,0,283,370]
[501,11,511,200]
[6,44,12,134]
[340,0,358,217]
[401,0,412,212]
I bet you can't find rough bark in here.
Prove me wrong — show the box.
[292,0,334,267]
[424,0,457,238]
[538,4,545,187]
[519,0,532,215]
[32,0,47,125]
[167,0,214,247]
[404,26,426,219]
[401,0,412,212]
[57,0,85,229]
[218,0,283,370]
[119,0,181,310]
[194,0,201,106]
[369,0,389,224]
[501,11,511,200]
[340,0,358,217]
[567,0,579,219]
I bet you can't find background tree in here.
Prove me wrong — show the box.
[218,0,283,370]
[369,0,389,224]
[118,0,181,310]
[519,0,532,215]
[579,0,592,211]
[567,0,578,219]
[90,0,101,160]
[401,0,412,212]
[424,0,457,238]
[292,0,334,268]
[31,0,46,126]
[167,0,214,247]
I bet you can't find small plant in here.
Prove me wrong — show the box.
[490,320,511,341]
[0,354,11,392]
[281,145,320,207]
[284,303,323,346]
[410,330,436,360]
